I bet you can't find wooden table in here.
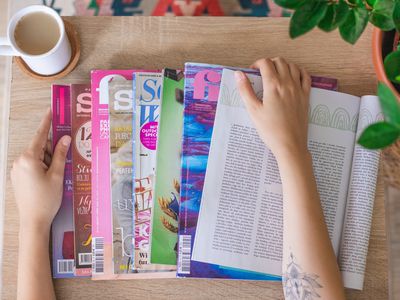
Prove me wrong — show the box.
[2,17,387,299]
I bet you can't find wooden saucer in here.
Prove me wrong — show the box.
[14,19,80,80]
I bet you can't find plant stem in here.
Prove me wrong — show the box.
[362,0,373,11]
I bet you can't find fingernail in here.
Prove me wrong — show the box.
[62,136,71,147]
[235,71,245,82]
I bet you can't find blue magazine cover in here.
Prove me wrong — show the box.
[178,63,278,280]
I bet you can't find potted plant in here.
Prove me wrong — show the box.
[275,0,400,149]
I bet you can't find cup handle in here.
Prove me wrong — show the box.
[0,37,19,56]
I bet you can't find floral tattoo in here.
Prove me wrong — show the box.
[283,253,323,299]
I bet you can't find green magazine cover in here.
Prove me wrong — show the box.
[150,69,184,266]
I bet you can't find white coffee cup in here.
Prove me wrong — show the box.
[0,5,72,76]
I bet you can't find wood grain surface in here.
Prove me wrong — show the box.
[2,17,387,300]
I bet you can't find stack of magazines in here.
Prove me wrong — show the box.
[51,63,381,290]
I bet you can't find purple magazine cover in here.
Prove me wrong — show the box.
[178,62,338,279]
[52,85,75,278]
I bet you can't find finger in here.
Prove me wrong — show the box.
[300,67,312,93]
[235,71,262,112]
[44,151,52,168]
[46,139,53,156]
[42,158,50,170]
[251,58,278,77]
[288,63,301,85]
[28,108,52,158]
[271,57,291,80]
[48,135,71,179]
[250,58,278,84]
[39,140,52,162]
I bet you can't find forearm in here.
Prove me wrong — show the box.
[276,149,345,299]
[18,222,56,300]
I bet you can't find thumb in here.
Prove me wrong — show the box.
[234,71,261,113]
[49,135,71,178]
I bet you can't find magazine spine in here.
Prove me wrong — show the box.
[51,85,75,278]
[71,84,92,277]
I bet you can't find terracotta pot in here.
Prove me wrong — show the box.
[372,27,400,98]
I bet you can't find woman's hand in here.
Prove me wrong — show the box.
[236,58,345,300]
[235,57,311,161]
[11,108,71,232]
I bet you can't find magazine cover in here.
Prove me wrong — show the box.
[91,70,136,279]
[150,69,184,266]
[91,70,174,280]
[133,71,174,272]
[178,62,338,279]
[109,77,135,274]
[71,84,92,277]
[51,85,75,278]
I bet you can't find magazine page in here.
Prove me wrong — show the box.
[109,78,135,274]
[192,69,361,286]
[71,84,92,277]
[178,62,338,279]
[150,69,184,267]
[51,85,75,278]
[339,95,382,290]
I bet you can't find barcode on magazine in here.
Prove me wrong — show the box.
[178,235,191,274]
[57,259,74,274]
[92,237,104,274]
[78,253,92,266]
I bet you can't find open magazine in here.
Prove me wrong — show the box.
[192,69,381,290]
[177,62,337,280]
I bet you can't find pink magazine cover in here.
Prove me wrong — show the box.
[51,85,75,278]
[91,70,175,280]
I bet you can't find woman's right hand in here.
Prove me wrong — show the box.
[235,57,311,161]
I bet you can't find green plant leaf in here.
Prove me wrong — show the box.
[358,121,400,149]
[366,0,377,7]
[369,0,395,31]
[318,0,350,32]
[289,1,329,38]
[378,82,400,126]
[339,5,369,44]
[347,0,368,7]
[384,50,400,84]
[274,0,306,9]
[393,0,400,32]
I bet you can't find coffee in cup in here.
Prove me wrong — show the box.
[14,11,61,56]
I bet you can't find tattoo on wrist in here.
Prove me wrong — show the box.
[283,252,323,299]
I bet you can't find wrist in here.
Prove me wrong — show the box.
[19,218,51,238]
[273,145,311,166]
